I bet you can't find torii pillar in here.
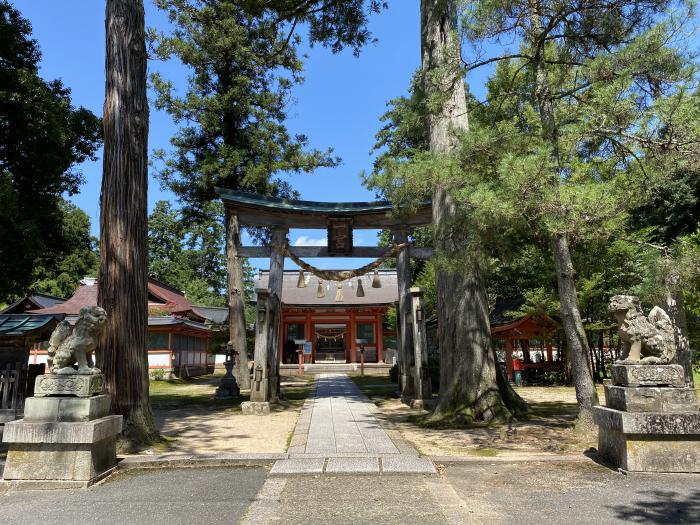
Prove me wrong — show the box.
[409,287,432,408]
[241,226,287,415]
[393,227,414,398]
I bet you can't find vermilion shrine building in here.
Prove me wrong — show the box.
[256,269,398,364]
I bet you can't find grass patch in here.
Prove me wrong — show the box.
[526,401,578,419]
[149,374,245,410]
[273,384,312,412]
[349,374,394,387]
[466,447,499,457]
[149,371,314,411]
[349,374,398,400]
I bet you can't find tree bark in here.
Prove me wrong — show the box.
[98,0,157,447]
[422,0,525,422]
[551,234,599,427]
[528,4,599,428]
[225,210,250,389]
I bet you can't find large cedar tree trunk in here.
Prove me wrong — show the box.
[225,210,250,389]
[422,0,526,422]
[98,0,157,446]
[529,9,599,427]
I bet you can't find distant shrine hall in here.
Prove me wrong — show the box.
[256,269,398,364]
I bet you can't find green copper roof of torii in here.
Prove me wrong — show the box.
[216,188,431,213]
[215,189,432,229]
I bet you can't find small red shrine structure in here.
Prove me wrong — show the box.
[491,313,559,381]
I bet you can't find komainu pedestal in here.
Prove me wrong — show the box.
[593,364,700,473]
[2,308,122,488]
[2,379,122,487]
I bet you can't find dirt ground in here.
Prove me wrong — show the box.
[370,385,610,458]
[141,371,313,455]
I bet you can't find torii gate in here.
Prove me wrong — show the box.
[217,189,434,413]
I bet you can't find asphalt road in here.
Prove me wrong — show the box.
[1,461,699,524]
[443,460,700,524]
[1,467,267,525]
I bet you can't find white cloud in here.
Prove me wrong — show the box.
[293,235,327,247]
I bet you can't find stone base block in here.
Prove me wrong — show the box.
[3,438,118,482]
[593,406,700,473]
[401,396,432,410]
[2,414,122,483]
[23,394,111,422]
[34,374,105,397]
[241,401,271,415]
[611,364,685,387]
[215,378,240,399]
[593,406,700,435]
[3,414,123,444]
[605,385,698,413]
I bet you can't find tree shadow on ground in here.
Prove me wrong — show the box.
[608,489,700,524]
[364,386,596,456]
[145,372,313,454]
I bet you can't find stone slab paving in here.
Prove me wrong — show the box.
[272,373,435,476]
[325,457,380,474]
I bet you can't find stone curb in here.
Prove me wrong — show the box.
[428,454,593,464]
[117,453,288,471]
[0,466,116,491]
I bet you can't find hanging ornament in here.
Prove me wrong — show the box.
[356,278,365,297]
[372,269,382,288]
[296,269,307,288]
[335,282,344,302]
[317,280,326,298]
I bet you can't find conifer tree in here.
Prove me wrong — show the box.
[151,0,384,387]
[100,0,156,446]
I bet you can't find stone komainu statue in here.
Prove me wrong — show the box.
[47,306,107,375]
[608,295,676,364]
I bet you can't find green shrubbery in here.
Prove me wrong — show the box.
[150,368,166,381]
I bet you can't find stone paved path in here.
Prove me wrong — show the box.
[271,374,435,475]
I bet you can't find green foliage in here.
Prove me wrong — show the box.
[30,201,99,299]
[365,0,700,348]
[0,2,101,301]
[150,0,342,218]
[148,200,235,307]
[150,368,166,381]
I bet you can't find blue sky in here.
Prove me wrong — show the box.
[13,1,504,270]
[16,1,700,278]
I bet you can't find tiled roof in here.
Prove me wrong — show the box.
[194,306,229,324]
[0,314,65,336]
[147,315,211,332]
[29,278,206,322]
[1,293,66,314]
[254,269,398,306]
[147,277,192,309]
[31,284,98,315]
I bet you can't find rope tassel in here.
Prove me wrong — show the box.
[335,282,344,302]
[372,269,382,288]
[297,269,307,288]
[356,278,365,297]
[317,280,326,298]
